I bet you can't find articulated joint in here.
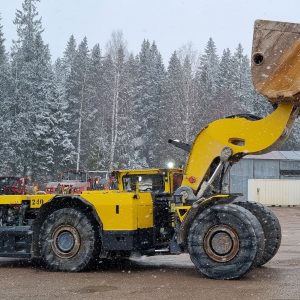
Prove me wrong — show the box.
[173,186,197,205]
[196,147,233,199]
[220,147,232,161]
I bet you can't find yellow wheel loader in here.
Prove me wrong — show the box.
[0,20,299,279]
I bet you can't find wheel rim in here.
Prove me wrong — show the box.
[51,225,81,258]
[203,225,239,262]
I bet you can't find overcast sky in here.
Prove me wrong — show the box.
[1,0,300,63]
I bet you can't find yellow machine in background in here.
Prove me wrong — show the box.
[0,20,299,280]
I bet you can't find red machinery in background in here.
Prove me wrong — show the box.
[0,176,28,195]
[45,170,111,194]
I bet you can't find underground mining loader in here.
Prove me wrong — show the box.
[0,20,299,279]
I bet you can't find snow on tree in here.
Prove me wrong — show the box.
[135,40,165,167]
[197,38,219,96]
[50,58,76,177]
[230,44,269,117]
[1,1,299,182]
[158,51,185,166]
[103,31,130,171]
[64,37,91,171]
[212,48,241,119]
[81,43,110,170]
[122,54,142,168]
[193,38,220,131]
[62,35,77,78]
[182,55,196,143]
[0,16,15,174]
[10,0,56,181]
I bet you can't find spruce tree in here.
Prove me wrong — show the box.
[63,35,77,77]
[82,44,108,170]
[123,54,141,168]
[213,48,241,118]
[232,44,270,117]
[182,55,195,142]
[51,58,76,177]
[197,38,219,96]
[161,52,183,166]
[135,40,165,167]
[64,37,90,171]
[10,0,56,181]
[104,31,134,171]
[194,38,219,129]
[0,17,14,174]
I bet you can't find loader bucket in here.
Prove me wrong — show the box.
[252,20,300,103]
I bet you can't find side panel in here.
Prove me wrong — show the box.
[0,191,154,231]
[0,194,54,206]
[81,191,154,231]
[82,191,154,251]
[137,193,153,229]
[102,228,154,251]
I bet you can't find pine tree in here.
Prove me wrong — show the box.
[51,58,76,177]
[176,44,200,142]
[193,38,219,129]
[63,35,77,77]
[64,37,90,171]
[135,40,165,167]
[159,51,183,165]
[217,48,233,91]
[51,35,78,174]
[104,31,135,171]
[212,48,241,118]
[182,56,195,142]
[123,54,141,168]
[81,43,114,171]
[232,44,271,117]
[197,38,219,96]
[10,0,56,181]
[0,16,14,174]
[29,33,56,181]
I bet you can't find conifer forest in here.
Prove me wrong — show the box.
[1,0,299,182]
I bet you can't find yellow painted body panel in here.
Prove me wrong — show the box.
[81,190,153,230]
[183,103,298,192]
[0,194,54,207]
[136,192,154,229]
[0,190,154,231]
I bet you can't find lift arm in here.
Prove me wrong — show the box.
[180,20,300,195]
[181,102,298,193]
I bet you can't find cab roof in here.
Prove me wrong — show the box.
[112,168,182,175]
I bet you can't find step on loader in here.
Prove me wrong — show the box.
[0,20,299,279]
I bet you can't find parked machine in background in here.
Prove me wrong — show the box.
[45,170,109,194]
[0,176,27,195]
[0,20,298,279]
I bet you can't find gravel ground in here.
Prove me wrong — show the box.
[0,207,299,300]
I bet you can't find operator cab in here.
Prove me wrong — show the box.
[113,168,183,194]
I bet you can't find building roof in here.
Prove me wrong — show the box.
[244,151,300,160]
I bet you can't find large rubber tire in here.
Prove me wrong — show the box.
[187,204,265,279]
[39,208,101,271]
[234,200,281,266]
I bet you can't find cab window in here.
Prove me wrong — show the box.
[123,174,164,192]
[173,173,183,191]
